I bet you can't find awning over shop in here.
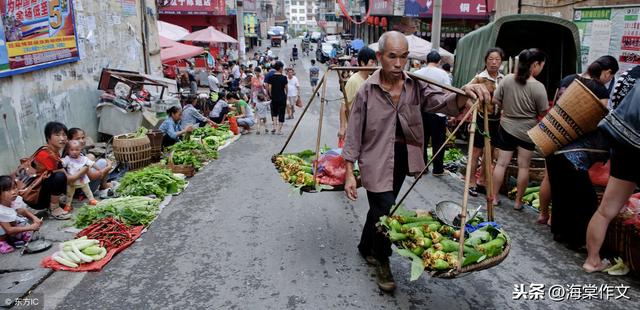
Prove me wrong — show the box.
[368,34,454,63]
[181,26,238,44]
[160,40,205,63]
[157,21,190,41]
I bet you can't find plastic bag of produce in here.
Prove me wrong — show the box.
[316,149,346,186]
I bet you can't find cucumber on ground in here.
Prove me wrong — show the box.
[53,253,78,268]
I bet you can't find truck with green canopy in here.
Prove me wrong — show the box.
[453,14,582,100]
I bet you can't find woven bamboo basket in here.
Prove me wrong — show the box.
[380,225,511,279]
[167,151,195,177]
[146,130,164,162]
[528,79,608,156]
[431,242,511,279]
[113,134,151,170]
[500,157,546,194]
[602,216,640,277]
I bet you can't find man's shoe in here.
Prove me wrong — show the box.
[360,252,379,266]
[376,261,396,292]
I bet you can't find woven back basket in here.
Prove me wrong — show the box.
[113,134,151,170]
[528,79,608,156]
[146,130,164,162]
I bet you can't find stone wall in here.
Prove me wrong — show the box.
[0,0,162,174]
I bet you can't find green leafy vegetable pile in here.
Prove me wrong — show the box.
[116,166,186,199]
[168,140,219,169]
[74,196,161,228]
[444,148,464,164]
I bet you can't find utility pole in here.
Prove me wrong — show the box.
[236,1,246,63]
[431,0,442,52]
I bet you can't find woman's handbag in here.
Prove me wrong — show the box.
[295,96,303,108]
[12,146,50,206]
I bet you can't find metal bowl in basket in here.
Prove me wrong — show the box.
[435,201,470,227]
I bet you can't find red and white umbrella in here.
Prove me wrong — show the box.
[180,26,238,44]
[157,21,190,41]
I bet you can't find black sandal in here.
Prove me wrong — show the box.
[468,187,478,197]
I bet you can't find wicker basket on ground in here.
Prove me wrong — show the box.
[500,157,546,194]
[146,130,164,162]
[112,133,151,170]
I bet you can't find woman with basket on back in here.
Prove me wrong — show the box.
[537,56,618,251]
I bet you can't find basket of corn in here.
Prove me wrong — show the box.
[272,149,361,193]
[378,207,510,280]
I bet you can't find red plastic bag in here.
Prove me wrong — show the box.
[316,152,347,186]
[228,116,239,135]
[589,161,610,187]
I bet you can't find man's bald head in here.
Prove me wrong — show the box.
[378,31,408,54]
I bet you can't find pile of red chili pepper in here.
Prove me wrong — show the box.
[76,217,134,250]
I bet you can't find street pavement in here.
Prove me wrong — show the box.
[10,39,640,309]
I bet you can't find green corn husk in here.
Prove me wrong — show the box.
[438,225,454,235]
[429,231,443,243]
[389,219,402,232]
[402,215,434,223]
[401,221,438,230]
[432,258,450,270]
[425,222,442,233]
[416,237,432,248]
[476,234,507,258]
[411,245,425,256]
[389,231,408,242]
[408,227,424,239]
[434,239,459,253]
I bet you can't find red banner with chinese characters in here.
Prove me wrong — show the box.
[404,0,494,18]
[0,0,79,77]
[159,0,227,16]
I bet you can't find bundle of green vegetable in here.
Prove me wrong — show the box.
[379,208,509,280]
[116,166,186,199]
[74,196,160,228]
[167,139,219,169]
[510,186,547,210]
[51,236,108,268]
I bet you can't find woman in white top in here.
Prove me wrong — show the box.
[286,68,300,119]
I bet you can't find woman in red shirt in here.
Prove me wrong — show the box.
[32,122,89,219]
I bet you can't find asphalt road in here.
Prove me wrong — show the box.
[42,39,640,310]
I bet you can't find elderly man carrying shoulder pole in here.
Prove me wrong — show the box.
[342,31,491,292]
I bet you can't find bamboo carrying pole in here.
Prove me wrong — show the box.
[456,105,479,272]
[483,104,495,221]
[313,72,330,187]
[278,73,327,155]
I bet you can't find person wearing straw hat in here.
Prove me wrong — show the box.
[490,48,549,211]
[540,56,618,251]
[342,31,491,293]
[583,67,640,273]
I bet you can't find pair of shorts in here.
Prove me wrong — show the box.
[494,125,536,151]
[610,141,640,185]
[473,116,500,149]
[271,100,286,123]
[310,79,318,87]
[237,117,255,127]
[287,96,297,107]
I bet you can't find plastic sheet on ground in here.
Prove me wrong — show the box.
[41,226,144,272]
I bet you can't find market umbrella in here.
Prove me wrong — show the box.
[161,41,205,63]
[351,39,364,51]
[159,35,176,48]
[368,34,454,64]
[157,21,190,41]
[180,26,238,44]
